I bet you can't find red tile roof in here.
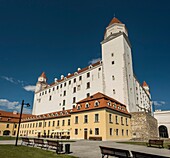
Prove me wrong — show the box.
[0,110,33,123]
[143,81,149,87]
[49,61,101,86]
[72,92,130,115]
[40,72,47,78]
[108,17,122,26]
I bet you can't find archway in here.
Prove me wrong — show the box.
[3,130,10,136]
[159,125,169,138]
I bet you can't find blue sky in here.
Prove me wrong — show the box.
[0,0,170,113]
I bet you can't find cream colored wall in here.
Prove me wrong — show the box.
[70,109,107,140]
[105,110,131,140]
[20,116,71,137]
[0,122,18,136]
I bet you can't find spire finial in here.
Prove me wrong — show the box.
[114,13,116,18]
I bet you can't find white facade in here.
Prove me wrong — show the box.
[32,18,152,115]
[154,110,170,138]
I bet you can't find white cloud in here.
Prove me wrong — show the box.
[153,101,166,106]
[88,58,101,64]
[1,76,17,84]
[23,85,36,92]
[0,99,32,114]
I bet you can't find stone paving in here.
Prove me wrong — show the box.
[0,140,170,158]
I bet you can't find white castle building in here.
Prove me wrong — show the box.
[32,17,152,115]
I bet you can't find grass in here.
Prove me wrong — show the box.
[117,141,170,149]
[0,136,21,141]
[0,145,76,158]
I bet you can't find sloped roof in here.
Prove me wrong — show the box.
[143,81,149,87]
[108,17,122,26]
[40,72,47,78]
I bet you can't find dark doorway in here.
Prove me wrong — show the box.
[3,130,10,136]
[159,125,169,138]
[84,128,88,140]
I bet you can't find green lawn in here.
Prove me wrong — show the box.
[117,141,170,149]
[0,145,76,158]
[0,136,21,140]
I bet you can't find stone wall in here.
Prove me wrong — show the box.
[131,112,158,140]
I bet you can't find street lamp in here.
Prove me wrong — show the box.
[15,100,30,146]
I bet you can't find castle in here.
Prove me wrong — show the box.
[32,17,152,115]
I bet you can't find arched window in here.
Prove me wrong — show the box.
[159,125,169,138]
[94,101,100,107]
[85,103,89,108]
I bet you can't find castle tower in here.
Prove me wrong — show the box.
[142,81,151,97]
[101,17,137,112]
[35,72,48,93]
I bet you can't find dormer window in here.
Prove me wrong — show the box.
[107,101,111,106]
[94,101,100,107]
[74,72,78,76]
[77,104,81,110]
[88,65,93,69]
[60,112,63,115]
[85,103,89,108]
[55,113,58,116]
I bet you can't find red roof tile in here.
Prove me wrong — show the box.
[108,17,122,26]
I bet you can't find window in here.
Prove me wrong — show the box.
[116,129,119,136]
[57,86,59,90]
[57,120,60,126]
[122,129,124,136]
[45,91,47,94]
[44,122,46,127]
[95,114,99,122]
[112,61,114,65]
[14,124,17,128]
[112,75,115,80]
[63,91,66,96]
[49,95,52,101]
[39,122,42,127]
[69,80,71,85]
[109,114,113,123]
[75,116,78,124]
[74,78,76,83]
[84,115,88,123]
[126,130,128,136]
[115,116,119,124]
[75,129,78,135]
[77,85,81,91]
[94,101,99,107]
[85,103,89,108]
[126,118,128,126]
[98,67,101,71]
[73,97,76,103]
[49,89,51,93]
[111,53,114,57]
[79,76,82,81]
[36,123,38,127]
[87,72,90,78]
[6,124,9,128]
[73,87,76,93]
[53,87,55,91]
[113,89,115,94]
[86,82,90,89]
[48,121,50,127]
[62,120,65,126]
[52,121,55,127]
[87,93,90,97]
[64,82,66,87]
[95,128,99,135]
[68,119,70,126]
[121,117,124,125]
[63,100,65,106]
[110,128,113,136]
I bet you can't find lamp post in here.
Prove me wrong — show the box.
[15,100,30,146]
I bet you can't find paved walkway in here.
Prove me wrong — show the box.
[0,140,170,158]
